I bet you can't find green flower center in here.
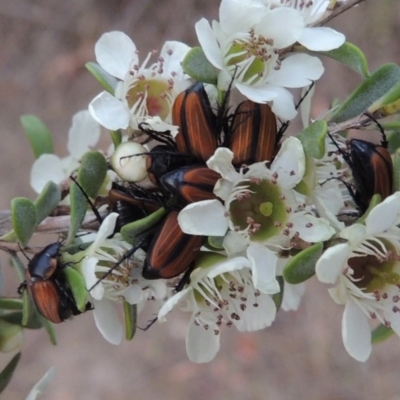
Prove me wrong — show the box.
[348,240,400,292]
[225,31,276,84]
[229,178,289,241]
[126,79,171,120]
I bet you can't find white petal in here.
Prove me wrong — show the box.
[233,292,276,331]
[91,213,119,251]
[291,214,335,242]
[281,282,305,311]
[257,8,304,48]
[206,147,238,182]
[26,367,55,400]
[299,27,345,51]
[219,0,264,35]
[82,257,104,300]
[207,256,250,278]
[223,231,248,256]
[186,316,220,363]
[160,41,191,77]
[235,82,277,103]
[89,91,130,130]
[158,289,190,321]
[30,154,65,193]
[67,110,100,159]
[178,200,228,236]
[269,54,324,88]
[366,192,400,235]
[247,244,280,294]
[328,284,349,305]
[342,301,371,362]
[272,137,305,187]
[93,298,123,345]
[213,178,233,201]
[269,86,297,120]
[123,285,143,304]
[95,31,137,80]
[316,243,350,284]
[195,19,223,69]
[340,223,367,244]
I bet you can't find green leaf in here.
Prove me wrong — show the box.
[182,47,219,85]
[110,130,122,148]
[11,198,38,247]
[40,317,57,345]
[283,243,324,284]
[370,81,400,115]
[121,208,167,246]
[330,64,400,123]
[78,151,108,199]
[371,324,394,343]
[67,151,107,244]
[297,120,327,159]
[313,42,369,77]
[85,61,117,94]
[0,353,21,395]
[61,267,88,313]
[0,299,23,311]
[20,115,53,158]
[34,181,62,223]
[124,301,137,341]
[272,276,284,312]
[0,320,22,352]
[393,154,400,192]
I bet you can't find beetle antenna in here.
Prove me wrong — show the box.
[70,175,104,225]
[88,239,146,292]
[136,316,158,331]
[276,81,315,144]
[138,122,177,148]
[363,112,388,148]
[17,242,31,262]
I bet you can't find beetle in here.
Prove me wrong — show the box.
[229,100,277,166]
[19,242,91,324]
[346,138,393,213]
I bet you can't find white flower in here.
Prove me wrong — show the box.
[89,31,191,131]
[81,213,167,345]
[30,110,101,194]
[195,0,324,119]
[158,254,277,363]
[316,192,400,361]
[178,137,335,280]
[268,0,345,51]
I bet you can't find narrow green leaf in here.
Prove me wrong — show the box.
[0,299,23,311]
[61,267,88,313]
[34,181,62,223]
[121,208,167,245]
[393,154,400,192]
[124,301,137,341]
[313,42,369,77]
[182,47,219,85]
[11,198,37,247]
[0,353,21,395]
[21,115,53,158]
[370,81,400,115]
[110,130,122,148]
[85,61,117,94]
[68,151,107,244]
[40,317,57,345]
[297,120,327,159]
[78,151,108,199]
[272,276,284,311]
[283,243,323,284]
[371,324,394,343]
[330,64,400,123]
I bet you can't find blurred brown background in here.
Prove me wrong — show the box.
[1,1,400,399]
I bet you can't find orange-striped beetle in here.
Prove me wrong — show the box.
[229,100,277,166]
[172,82,218,161]
[142,210,205,280]
[348,138,393,212]
[19,242,91,323]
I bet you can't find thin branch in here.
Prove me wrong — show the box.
[328,113,372,135]
[316,0,367,27]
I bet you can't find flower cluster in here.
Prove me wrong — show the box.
[4,4,400,392]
